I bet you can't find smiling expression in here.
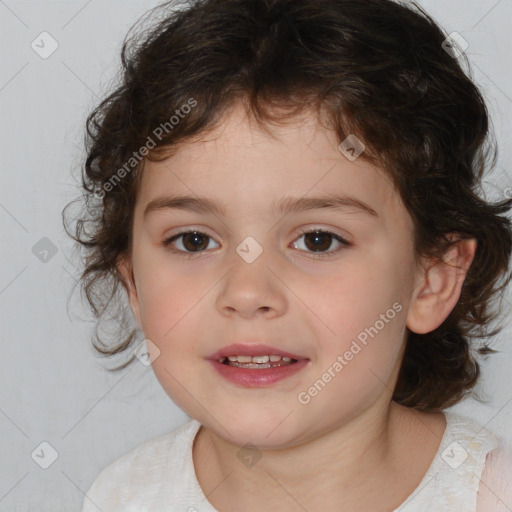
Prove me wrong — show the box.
[118,102,422,448]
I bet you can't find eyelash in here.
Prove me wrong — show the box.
[162,228,352,259]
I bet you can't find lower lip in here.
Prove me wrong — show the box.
[208,359,310,387]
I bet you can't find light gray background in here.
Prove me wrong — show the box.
[0,0,511,510]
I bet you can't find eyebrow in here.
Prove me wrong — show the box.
[143,193,379,219]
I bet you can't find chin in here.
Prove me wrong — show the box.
[209,409,307,450]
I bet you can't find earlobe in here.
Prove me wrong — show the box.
[406,235,477,335]
[116,255,143,330]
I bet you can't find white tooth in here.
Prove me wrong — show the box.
[227,356,238,362]
[237,355,252,363]
[269,355,282,362]
[282,357,292,362]
[252,355,270,363]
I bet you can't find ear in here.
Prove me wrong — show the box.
[406,234,477,334]
[116,255,143,331]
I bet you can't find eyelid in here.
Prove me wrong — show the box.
[292,227,351,259]
[295,225,352,244]
[162,225,352,258]
[163,228,219,255]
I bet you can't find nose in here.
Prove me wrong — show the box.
[215,250,288,320]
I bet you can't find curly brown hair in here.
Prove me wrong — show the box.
[63,0,512,412]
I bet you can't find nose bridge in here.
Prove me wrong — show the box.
[215,234,287,318]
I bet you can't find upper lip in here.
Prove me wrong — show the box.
[207,342,308,361]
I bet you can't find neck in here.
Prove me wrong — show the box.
[192,401,440,512]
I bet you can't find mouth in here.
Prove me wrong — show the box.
[206,342,310,387]
[207,342,307,362]
[218,354,298,369]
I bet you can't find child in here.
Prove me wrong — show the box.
[65,0,512,510]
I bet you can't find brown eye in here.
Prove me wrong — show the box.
[292,229,351,258]
[303,231,334,252]
[163,230,218,254]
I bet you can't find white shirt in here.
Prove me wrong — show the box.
[82,411,512,511]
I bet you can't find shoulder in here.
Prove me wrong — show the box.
[476,437,512,512]
[81,419,201,512]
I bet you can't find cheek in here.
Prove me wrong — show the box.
[297,248,408,364]
[136,267,210,416]
[135,260,210,351]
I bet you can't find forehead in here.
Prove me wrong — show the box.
[135,103,409,228]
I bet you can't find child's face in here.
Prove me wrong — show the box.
[120,102,423,448]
